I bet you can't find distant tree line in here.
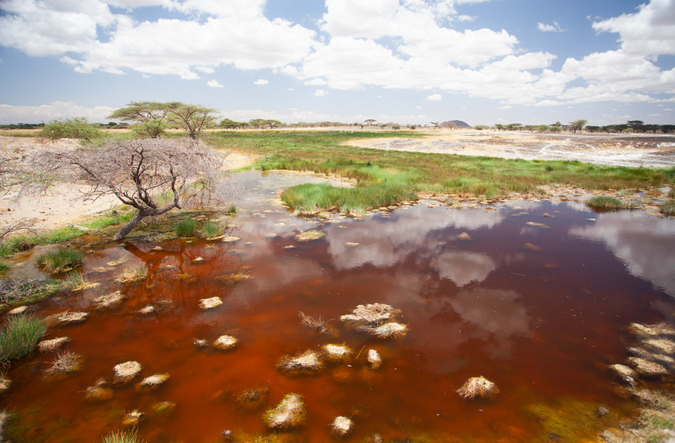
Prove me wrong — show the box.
[493,120,675,134]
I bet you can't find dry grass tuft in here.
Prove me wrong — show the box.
[44,350,83,377]
[298,311,336,335]
[116,263,148,283]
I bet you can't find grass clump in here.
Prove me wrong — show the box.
[0,315,47,362]
[660,200,675,216]
[227,205,237,214]
[102,428,144,443]
[36,249,84,273]
[202,221,221,238]
[0,262,10,271]
[175,219,196,236]
[586,196,638,210]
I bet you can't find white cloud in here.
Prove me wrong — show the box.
[0,0,316,77]
[538,22,563,32]
[427,93,442,101]
[0,101,116,124]
[254,79,269,85]
[304,78,327,86]
[416,105,422,109]
[593,0,675,57]
[207,79,223,88]
[314,89,328,97]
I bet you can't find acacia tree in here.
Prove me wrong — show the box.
[35,138,232,240]
[169,104,218,139]
[569,119,587,133]
[107,102,181,138]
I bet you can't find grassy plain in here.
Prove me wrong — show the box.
[206,130,675,212]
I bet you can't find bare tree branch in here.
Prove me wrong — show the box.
[32,138,235,240]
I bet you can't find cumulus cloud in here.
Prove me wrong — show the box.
[253,79,269,85]
[0,0,673,108]
[538,22,563,32]
[0,0,316,78]
[314,89,328,97]
[427,94,442,101]
[207,79,223,88]
[0,101,116,124]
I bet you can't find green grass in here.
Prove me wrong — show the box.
[0,315,47,362]
[227,204,237,214]
[101,428,144,443]
[0,262,10,271]
[660,200,675,216]
[0,210,136,259]
[202,221,221,237]
[586,196,638,210]
[35,249,84,273]
[205,130,674,213]
[175,219,196,236]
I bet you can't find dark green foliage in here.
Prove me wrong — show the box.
[40,117,101,142]
[175,219,196,236]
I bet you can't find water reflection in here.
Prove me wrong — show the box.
[450,288,530,357]
[570,212,675,296]
[325,204,503,271]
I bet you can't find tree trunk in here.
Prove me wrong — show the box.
[113,211,146,241]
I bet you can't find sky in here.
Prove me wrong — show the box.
[0,0,674,126]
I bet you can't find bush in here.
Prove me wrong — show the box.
[40,117,102,142]
[175,219,196,236]
[36,249,84,273]
[0,315,47,362]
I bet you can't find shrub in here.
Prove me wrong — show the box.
[175,219,196,236]
[36,249,84,273]
[227,205,237,214]
[40,117,102,142]
[0,315,47,362]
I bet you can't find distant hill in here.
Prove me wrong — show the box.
[440,120,470,128]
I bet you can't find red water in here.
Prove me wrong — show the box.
[3,196,675,442]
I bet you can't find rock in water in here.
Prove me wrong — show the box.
[114,361,142,384]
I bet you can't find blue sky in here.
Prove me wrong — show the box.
[1,0,674,126]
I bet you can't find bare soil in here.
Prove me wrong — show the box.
[348,130,675,168]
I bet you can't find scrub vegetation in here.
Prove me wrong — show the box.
[206,131,675,213]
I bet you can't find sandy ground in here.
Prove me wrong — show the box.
[348,130,675,168]
[0,136,254,232]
